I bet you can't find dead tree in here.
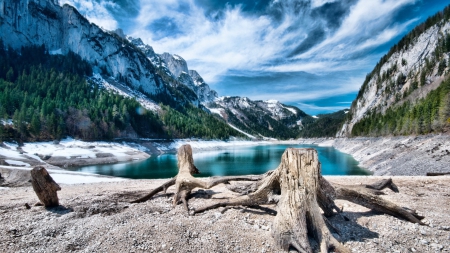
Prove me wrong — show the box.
[194,148,425,253]
[131,144,262,210]
[30,166,61,207]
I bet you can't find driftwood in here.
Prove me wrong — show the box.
[426,172,450,176]
[30,166,61,207]
[194,148,425,252]
[131,145,263,209]
[132,146,425,252]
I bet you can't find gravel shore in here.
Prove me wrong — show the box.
[1,176,449,253]
[299,134,450,176]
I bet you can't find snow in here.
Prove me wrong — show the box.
[0,144,24,159]
[1,119,13,125]
[227,124,257,139]
[173,54,184,61]
[1,138,148,161]
[284,107,297,115]
[208,108,225,117]
[169,139,267,150]
[91,73,160,112]
[4,160,30,167]
[49,48,63,55]
[312,115,319,119]
[265,100,279,108]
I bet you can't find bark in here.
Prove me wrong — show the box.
[426,172,450,176]
[365,178,399,192]
[195,148,349,253]
[195,148,425,252]
[333,184,425,224]
[30,166,61,207]
[131,144,262,209]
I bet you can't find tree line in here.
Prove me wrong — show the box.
[0,41,242,142]
[352,76,450,136]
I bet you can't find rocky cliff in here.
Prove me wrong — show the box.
[0,0,163,95]
[338,9,450,137]
[207,97,307,139]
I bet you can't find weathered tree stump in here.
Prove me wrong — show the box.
[30,166,61,207]
[195,148,425,252]
[131,144,263,209]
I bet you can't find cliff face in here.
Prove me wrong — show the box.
[338,16,450,137]
[0,0,163,95]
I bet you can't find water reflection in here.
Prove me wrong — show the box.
[71,144,371,179]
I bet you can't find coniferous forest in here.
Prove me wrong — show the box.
[0,41,241,142]
[352,76,450,136]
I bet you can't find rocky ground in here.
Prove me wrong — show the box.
[299,133,450,176]
[1,176,449,253]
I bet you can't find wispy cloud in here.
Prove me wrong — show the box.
[59,0,446,114]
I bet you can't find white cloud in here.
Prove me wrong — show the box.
[298,0,417,60]
[244,76,363,103]
[60,0,424,112]
[310,0,337,8]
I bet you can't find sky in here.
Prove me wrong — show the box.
[61,0,449,115]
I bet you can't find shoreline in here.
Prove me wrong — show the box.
[298,134,450,176]
[1,134,449,187]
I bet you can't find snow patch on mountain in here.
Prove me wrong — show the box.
[227,124,256,139]
[91,73,160,112]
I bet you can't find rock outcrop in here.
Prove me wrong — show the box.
[0,0,163,95]
[338,17,450,137]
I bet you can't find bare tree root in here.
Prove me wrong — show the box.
[365,178,399,192]
[195,148,349,253]
[130,178,176,204]
[131,145,265,210]
[333,184,425,225]
[194,148,426,252]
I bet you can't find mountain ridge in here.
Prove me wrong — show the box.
[339,5,450,137]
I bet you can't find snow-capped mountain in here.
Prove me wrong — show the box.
[206,97,308,139]
[338,11,450,137]
[0,0,329,140]
[1,0,163,95]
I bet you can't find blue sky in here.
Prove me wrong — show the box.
[61,0,449,115]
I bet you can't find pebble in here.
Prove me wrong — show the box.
[420,239,429,245]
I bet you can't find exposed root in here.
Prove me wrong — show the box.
[194,148,425,252]
[132,145,264,210]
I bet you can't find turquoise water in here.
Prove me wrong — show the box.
[70,144,370,179]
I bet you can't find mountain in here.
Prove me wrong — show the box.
[299,110,349,138]
[207,97,307,139]
[0,0,347,141]
[339,6,450,137]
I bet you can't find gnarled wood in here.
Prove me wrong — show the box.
[195,148,349,253]
[131,144,263,209]
[333,184,424,224]
[30,166,61,207]
[365,178,399,192]
[195,148,426,252]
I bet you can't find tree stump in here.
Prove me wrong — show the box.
[195,148,425,252]
[131,144,263,209]
[30,166,61,207]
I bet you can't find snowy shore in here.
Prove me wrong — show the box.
[1,134,449,187]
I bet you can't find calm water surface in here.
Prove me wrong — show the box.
[71,144,370,178]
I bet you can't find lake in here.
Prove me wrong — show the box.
[70,144,371,178]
